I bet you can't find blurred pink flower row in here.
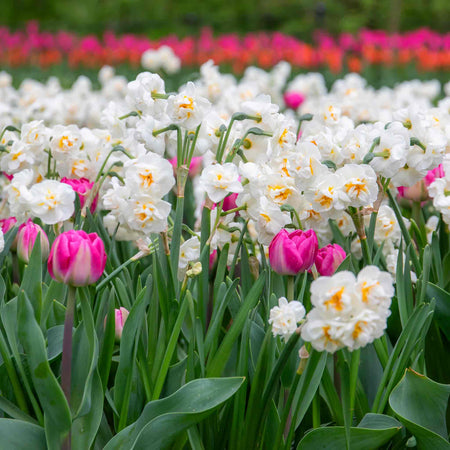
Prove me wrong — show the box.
[0,21,449,72]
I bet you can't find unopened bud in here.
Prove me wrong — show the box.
[297,345,310,374]
[186,262,202,278]
[249,256,260,280]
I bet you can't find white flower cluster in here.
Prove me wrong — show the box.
[301,266,394,352]
[102,153,175,239]
[141,46,181,74]
[269,297,306,340]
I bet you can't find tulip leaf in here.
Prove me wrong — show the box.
[41,280,67,329]
[114,287,148,430]
[105,377,244,450]
[17,291,71,449]
[207,272,266,377]
[19,236,42,322]
[426,281,450,341]
[46,325,64,361]
[389,369,450,449]
[0,419,47,450]
[296,414,402,449]
[71,370,103,450]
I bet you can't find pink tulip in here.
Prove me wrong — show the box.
[17,220,50,263]
[48,230,107,286]
[0,216,17,234]
[61,177,97,211]
[114,307,129,340]
[269,229,318,275]
[314,244,346,276]
[283,91,305,110]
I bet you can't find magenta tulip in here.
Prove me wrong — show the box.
[61,177,97,212]
[48,230,107,286]
[269,229,318,275]
[283,91,305,110]
[315,244,346,276]
[17,220,50,263]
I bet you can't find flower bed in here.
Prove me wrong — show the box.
[0,63,449,448]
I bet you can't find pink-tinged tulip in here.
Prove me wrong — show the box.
[269,229,318,275]
[314,244,346,276]
[114,307,129,340]
[222,193,238,212]
[283,91,305,110]
[0,216,17,233]
[17,220,50,263]
[209,249,218,270]
[48,230,107,286]
[61,177,97,211]
[169,156,203,178]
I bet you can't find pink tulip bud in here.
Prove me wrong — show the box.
[61,177,97,212]
[269,229,318,275]
[17,220,50,263]
[283,91,305,110]
[314,244,346,276]
[114,307,129,340]
[222,193,238,212]
[209,249,218,270]
[48,230,107,286]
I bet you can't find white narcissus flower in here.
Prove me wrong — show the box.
[49,125,82,160]
[269,297,305,340]
[167,82,211,130]
[178,236,201,281]
[127,197,172,234]
[247,196,291,245]
[126,72,167,117]
[124,153,175,198]
[28,180,75,225]
[335,164,378,208]
[199,163,243,203]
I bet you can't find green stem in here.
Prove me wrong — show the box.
[360,237,372,266]
[349,349,360,423]
[287,276,295,301]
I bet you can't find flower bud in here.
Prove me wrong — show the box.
[283,91,305,110]
[269,229,318,276]
[222,193,238,213]
[17,220,50,263]
[114,307,129,341]
[48,230,107,286]
[314,244,346,276]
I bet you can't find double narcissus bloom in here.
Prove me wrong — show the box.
[269,297,305,340]
[301,266,394,352]
[268,228,318,276]
[48,230,107,286]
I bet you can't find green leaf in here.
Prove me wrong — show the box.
[297,414,402,450]
[0,419,46,450]
[426,282,450,340]
[114,287,148,430]
[17,291,71,449]
[71,370,103,450]
[389,369,450,449]
[19,236,42,321]
[47,325,64,361]
[105,377,244,450]
[207,272,265,377]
